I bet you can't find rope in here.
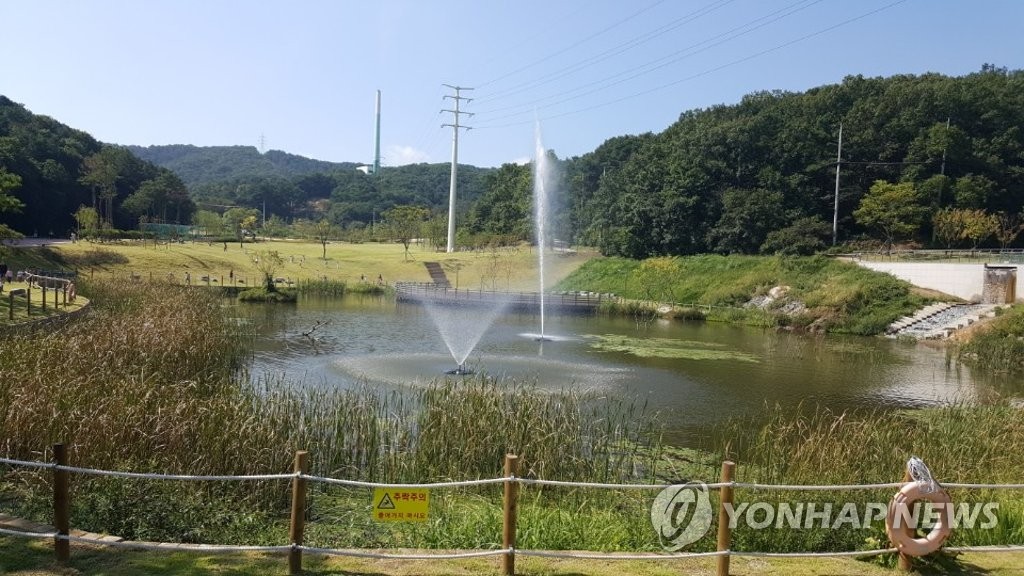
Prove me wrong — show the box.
[731,548,898,558]
[61,534,293,553]
[0,526,56,539]
[0,457,295,481]
[907,456,939,493]
[943,483,1024,490]
[516,478,721,490]
[944,545,1024,553]
[732,481,905,491]
[517,549,727,560]
[729,545,897,557]
[302,475,507,489]
[298,546,510,559]
[5,456,1024,491]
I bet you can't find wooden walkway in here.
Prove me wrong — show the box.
[394,282,612,314]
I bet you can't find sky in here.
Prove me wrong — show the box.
[2,0,1021,169]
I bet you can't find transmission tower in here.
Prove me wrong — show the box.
[442,84,473,253]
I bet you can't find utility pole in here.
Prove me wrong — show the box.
[442,84,473,253]
[832,122,843,246]
[940,117,950,176]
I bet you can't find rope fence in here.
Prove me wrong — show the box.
[2,449,1023,575]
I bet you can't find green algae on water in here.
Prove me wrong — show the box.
[586,334,760,362]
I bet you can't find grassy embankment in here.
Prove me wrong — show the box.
[558,255,933,335]
[954,304,1024,374]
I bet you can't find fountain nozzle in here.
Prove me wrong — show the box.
[445,363,474,375]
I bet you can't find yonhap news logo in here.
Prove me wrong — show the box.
[650,482,714,551]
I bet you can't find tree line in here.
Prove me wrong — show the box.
[3,67,1022,257]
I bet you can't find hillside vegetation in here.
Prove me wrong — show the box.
[126,144,358,187]
[558,255,929,335]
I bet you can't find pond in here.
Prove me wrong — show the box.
[240,295,1022,443]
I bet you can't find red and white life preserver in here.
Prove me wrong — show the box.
[885,482,952,556]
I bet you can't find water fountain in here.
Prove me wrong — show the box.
[533,123,552,342]
[422,296,512,375]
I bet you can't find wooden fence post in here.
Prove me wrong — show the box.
[54,283,59,309]
[41,285,47,311]
[53,443,70,562]
[25,286,31,315]
[7,293,12,320]
[502,454,520,576]
[288,450,309,575]
[898,468,913,572]
[716,460,736,576]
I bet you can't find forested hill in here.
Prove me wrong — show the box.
[562,67,1024,258]
[126,144,360,188]
[0,96,193,236]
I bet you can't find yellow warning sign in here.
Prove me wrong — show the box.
[371,488,429,522]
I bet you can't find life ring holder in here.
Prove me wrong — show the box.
[885,459,952,557]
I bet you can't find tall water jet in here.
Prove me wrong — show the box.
[533,123,552,341]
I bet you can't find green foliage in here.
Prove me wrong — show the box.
[559,255,926,335]
[955,304,1024,373]
[237,287,297,302]
[383,205,429,260]
[560,70,1024,257]
[853,180,927,253]
[760,215,831,255]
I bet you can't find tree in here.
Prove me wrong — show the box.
[79,147,122,227]
[960,209,998,250]
[73,206,100,239]
[0,168,24,240]
[995,211,1024,251]
[707,188,785,254]
[853,181,927,254]
[296,219,338,260]
[192,210,225,238]
[252,250,283,292]
[383,205,429,261]
[932,208,965,249]
[760,216,831,256]
[222,207,260,247]
[954,174,997,209]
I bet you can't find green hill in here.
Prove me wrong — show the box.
[126,144,359,188]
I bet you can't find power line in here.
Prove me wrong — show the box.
[474,0,825,124]
[475,0,908,130]
[473,0,736,106]
[474,0,670,90]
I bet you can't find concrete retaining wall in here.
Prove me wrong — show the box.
[857,262,1024,302]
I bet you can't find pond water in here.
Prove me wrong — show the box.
[240,296,1022,443]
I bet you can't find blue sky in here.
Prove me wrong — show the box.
[2,1,1020,168]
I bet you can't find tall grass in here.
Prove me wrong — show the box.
[295,278,347,297]
[711,404,1024,553]
[0,280,662,546]
[954,304,1024,373]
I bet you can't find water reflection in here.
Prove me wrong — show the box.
[238,296,1022,442]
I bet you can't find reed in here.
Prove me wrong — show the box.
[295,278,347,297]
[0,280,662,545]
[711,403,1024,553]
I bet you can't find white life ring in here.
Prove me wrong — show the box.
[885,482,952,557]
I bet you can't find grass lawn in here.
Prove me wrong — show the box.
[0,278,88,326]
[7,537,1024,575]
[28,239,596,293]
